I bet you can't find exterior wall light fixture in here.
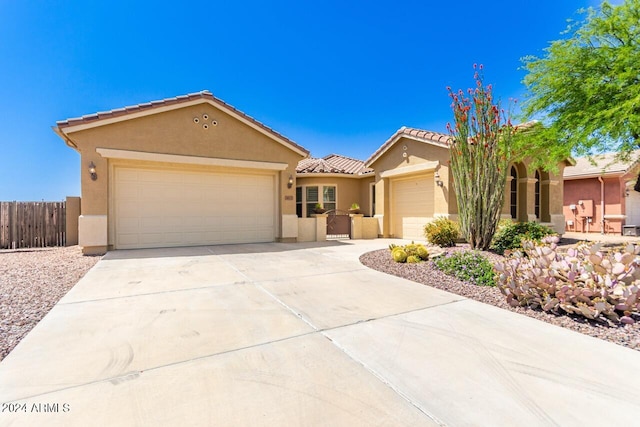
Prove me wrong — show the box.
[287,174,294,189]
[89,162,97,181]
[434,171,443,187]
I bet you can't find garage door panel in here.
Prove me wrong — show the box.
[118,186,139,199]
[138,217,162,231]
[118,233,140,246]
[118,169,140,181]
[117,201,139,216]
[115,167,276,249]
[257,216,275,227]
[118,217,140,233]
[391,176,433,241]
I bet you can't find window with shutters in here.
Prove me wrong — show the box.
[297,185,338,217]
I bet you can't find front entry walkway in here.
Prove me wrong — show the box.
[1,240,639,425]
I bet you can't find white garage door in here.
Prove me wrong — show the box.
[391,175,433,241]
[627,187,640,226]
[114,167,276,249]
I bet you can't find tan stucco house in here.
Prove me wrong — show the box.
[295,154,375,217]
[55,91,309,254]
[364,127,570,240]
[55,92,570,253]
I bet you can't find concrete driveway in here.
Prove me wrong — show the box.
[1,239,640,426]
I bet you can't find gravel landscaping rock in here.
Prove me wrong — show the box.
[0,246,101,361]
[360,244,640,352]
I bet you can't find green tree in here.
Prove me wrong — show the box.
[447,66,515,250]
[520,0,640,166]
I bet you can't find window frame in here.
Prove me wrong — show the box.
[534,170,541,219]
[295,184,338,217]
[510,166,518,220]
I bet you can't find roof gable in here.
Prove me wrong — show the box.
[55,90,309,157]
[365,127,450,167]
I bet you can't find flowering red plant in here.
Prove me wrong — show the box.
[446,65,515,250]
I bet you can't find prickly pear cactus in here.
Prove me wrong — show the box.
[495,236,640,324]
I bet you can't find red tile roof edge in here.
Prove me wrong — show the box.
[296,153,374,175]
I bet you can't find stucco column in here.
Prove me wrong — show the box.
[546,176,564,233]
[376,177,391,237]
[350,214,364,239]
[519,177,538,222]
[311,214,327,241]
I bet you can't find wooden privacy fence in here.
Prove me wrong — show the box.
[0,201,66,249]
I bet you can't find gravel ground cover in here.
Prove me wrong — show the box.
[0,246,101,361]
[360,244,640,352]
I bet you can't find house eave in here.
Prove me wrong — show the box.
[295,172,373,179]
[56,96,310,158]
[365,129,448,168]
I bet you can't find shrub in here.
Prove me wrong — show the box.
[495,237,640,324]
[434,250,496,286]
[389,242,429,263]
[490,221,556,255]
[424,217,460,247]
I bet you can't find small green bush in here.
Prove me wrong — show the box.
[389,242,429,263]
[490,221,556,255]
[434,251,496,286]
[424,217,459,247]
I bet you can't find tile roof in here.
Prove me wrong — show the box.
[296,153,373,175]
[564,150,640,178]
[56,90,309,156]
[365,126,450,166]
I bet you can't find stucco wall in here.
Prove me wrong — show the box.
[564,177,624,234]
[368,137,456,237]
[295,175,374,216]
[370,136,569,236]
[62,102,305,250]
[297,218,317,242]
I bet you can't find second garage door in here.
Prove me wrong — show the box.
[391,175,433,241]
[114,166,276,249]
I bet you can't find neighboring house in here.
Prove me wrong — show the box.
[563,151,640,235]
[55,91,309,254]
[295,154,374,217]
[364,127,570,240]
[55,92,571,253]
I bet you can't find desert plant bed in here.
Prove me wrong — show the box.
[0,246,101,361]
[360,243,640,352]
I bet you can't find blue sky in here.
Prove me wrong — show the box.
[0,0,615,200]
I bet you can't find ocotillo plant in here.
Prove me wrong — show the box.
[446,66,515,250]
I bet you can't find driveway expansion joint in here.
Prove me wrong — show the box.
[58,280,251,305]
[322,331,448,426]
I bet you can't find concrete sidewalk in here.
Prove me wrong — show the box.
[1,239,639,426]
[561,230,640,245]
